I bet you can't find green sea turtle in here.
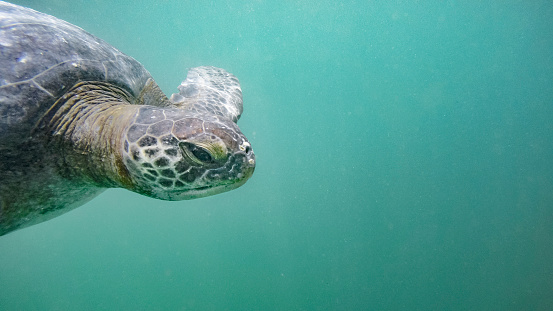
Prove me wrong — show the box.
[0,2,255,235]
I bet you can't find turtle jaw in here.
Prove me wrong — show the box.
[157,164,255,200]
[152,150,255,201]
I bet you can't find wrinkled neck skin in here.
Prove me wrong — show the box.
[46,82,138,189]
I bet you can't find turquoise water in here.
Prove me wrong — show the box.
[1,1,553,310]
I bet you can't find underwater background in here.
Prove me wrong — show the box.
[1,0,553,310]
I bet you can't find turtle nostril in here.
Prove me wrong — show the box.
[239,142,252,154]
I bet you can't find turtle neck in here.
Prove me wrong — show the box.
[46,82,140,188]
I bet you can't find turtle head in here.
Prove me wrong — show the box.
[121,107,255,200]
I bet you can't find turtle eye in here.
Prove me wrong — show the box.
[180,142,214,164]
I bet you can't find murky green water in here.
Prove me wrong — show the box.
[1,1,552,310]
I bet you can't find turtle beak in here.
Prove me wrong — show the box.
[241,140,255,179]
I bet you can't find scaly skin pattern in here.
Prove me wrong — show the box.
[123,106,255,200]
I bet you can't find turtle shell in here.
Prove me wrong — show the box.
[0,2,152,142]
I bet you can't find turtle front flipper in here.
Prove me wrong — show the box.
[169,66,243,123]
